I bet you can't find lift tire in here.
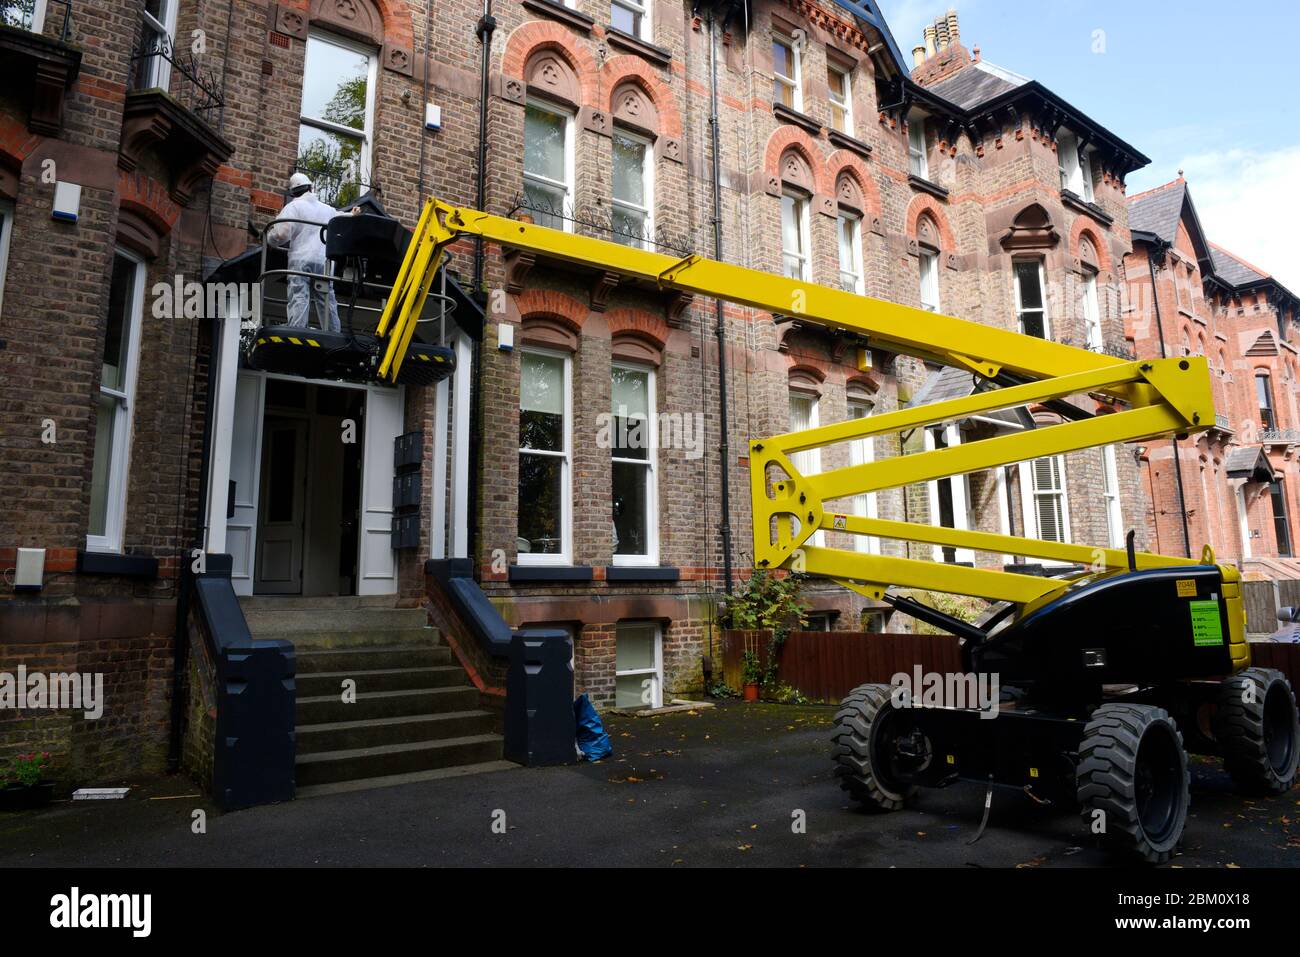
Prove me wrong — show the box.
[1214,667,1300,795]
[1077,703,1189,865]
[831,683,917,811]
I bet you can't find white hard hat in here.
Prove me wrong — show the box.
[288,172,312,192]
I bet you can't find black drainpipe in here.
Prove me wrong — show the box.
[706,6,734,594]
[467,2,495,573]
[1147,243,1192,558]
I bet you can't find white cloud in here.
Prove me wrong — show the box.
[1175,143,1300,293]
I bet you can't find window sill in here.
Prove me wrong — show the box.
[604,27,672,67]
[1059,189,1114,225]
[605,565,680,583]
[772,102,824,137]
[77,550,159,579]
[907,174,949,201]
[521,0,594,34]
[508,564,594,583]
[827,128,872,159]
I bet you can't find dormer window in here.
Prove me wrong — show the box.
[1056,129,1093,202]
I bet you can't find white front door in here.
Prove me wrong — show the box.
[255,417,309,594]
[357,384,402,595]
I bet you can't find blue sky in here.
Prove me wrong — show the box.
[878,0,1300,289]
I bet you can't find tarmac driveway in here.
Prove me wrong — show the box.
[0,701,1295,867]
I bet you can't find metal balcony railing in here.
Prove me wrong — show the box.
[129,24,223,121]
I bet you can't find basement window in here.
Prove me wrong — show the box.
[615,621,662,710]
[88,251,146,553]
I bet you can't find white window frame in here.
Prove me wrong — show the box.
[919,249,940,313]
[1020,455,1072,550]
[523,98,576,233]
[781,190,811,282]
[1237,484,1253,559]
[517,347,573,566]
[1013,259,1049,338]
[611,127,653,250]
[6,0,48,32]
[298,31,379,200]
[611,361,658,566]
[1082,271,1103,351]
[772,32,802,111]
[1101,445,1124,548]
[615,621,663,710]
[0,199,14,318]
[87,249,146,553]
[789,389,823,546]
[611,0,651,41]
[908,112,929,179]
[925,423,973,564]
[136,0,179,91]
[828,63,853,136]
[1056,129,1092,201]
[837,210,863,294]
[848,396,877,554]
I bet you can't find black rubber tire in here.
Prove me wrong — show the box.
[831,683,918,811]
[1215,667,1300,795]
[1077,703,1190,865]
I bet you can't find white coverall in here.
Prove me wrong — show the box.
[267,191,341,333]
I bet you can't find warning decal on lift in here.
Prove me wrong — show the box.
[1189,599,1224,647]
[1175,578,1198,598]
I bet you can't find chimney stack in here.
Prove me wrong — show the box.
[912,10,971,86]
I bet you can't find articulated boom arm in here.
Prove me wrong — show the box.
[378,198,1221,605]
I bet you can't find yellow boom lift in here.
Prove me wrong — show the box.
[374,198,1299,862]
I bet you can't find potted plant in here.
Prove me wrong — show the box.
[741,650,763,701]
[0,752,53,811]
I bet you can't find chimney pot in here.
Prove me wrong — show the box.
[924,24,936,57]
[912,45,926,68]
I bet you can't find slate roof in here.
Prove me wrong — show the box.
[1226,446,1274,483]
[909,365,1034,430]
[1210,244,1270,287]
[927,60,1030,111]
[1128,181,1186,244]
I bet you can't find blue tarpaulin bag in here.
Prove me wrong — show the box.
[574,694,613,762]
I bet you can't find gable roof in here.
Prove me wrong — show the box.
[1128,180,1186,244]
[1226,446,1274,483]
[1210,243,1270,287]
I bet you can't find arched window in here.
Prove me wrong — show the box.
[611,83,658,250]
[836,173,865,294]
[917,213,941,312]
[780,150,814,281]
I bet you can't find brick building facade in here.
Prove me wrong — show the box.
[1127,178,1300,576]
[0,0,1230,789]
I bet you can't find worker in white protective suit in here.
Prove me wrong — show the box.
[266,172,341,332]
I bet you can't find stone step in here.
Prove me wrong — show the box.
[239,595,402,611]
[295,734,504,787]
[295,685,480,724]
[295,644,452,674]
[242,605,428,636]
[296,665,467,698]
[278,628,442,650]
[295,760,516,799]
[296,710,498,754]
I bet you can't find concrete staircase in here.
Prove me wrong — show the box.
[239,596,509,796]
